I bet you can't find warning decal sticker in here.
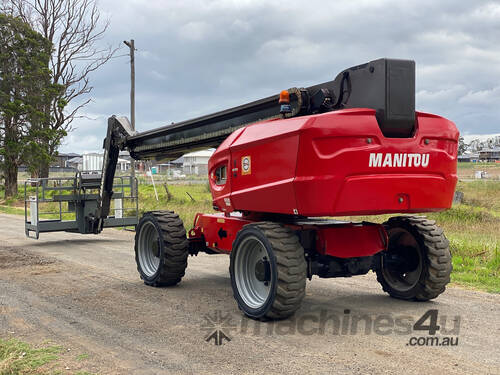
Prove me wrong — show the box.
[241,156,251,175]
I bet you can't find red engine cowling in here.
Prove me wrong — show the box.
[208,108,458,217]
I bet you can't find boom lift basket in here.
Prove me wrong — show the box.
[24,171,138,239]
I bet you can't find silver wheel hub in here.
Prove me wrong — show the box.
[138,221,161,277]
[234,236,272,309]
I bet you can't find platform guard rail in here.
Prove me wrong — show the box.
[24,171,138,239]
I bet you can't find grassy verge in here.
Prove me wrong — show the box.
[1,179,499,293]
[136,183,214,228]
[457,161,500,179]
[0,205,25,216]
[429,181,499,292]
[0,338,96,375]
[0,338,60,374]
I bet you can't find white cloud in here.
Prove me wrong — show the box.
[150,70,167,80]
[458,87,500,106]
[178,21,214,41]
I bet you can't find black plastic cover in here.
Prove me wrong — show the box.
[331,58,416,138]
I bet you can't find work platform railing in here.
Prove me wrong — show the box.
[24,171,138,239]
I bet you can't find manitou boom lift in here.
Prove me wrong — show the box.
[26,58,458,320]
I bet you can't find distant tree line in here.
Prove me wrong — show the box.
[0,0,115,199]
[458,135,500,155]
[0,13,63,197]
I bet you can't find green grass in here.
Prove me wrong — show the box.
[454,180,500,212]
[0,205,25,216]
[448,234,499,293]
[0,338,61,374]
[137,183,214,228]
[0,338,98,375]
[76,354,89,361]
[425,182,500,292]
[457,162,500,179]
[457,161,499,169]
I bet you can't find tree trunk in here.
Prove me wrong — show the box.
[4,162,18,198]
[3,119,19,199]
[39,160,49,178]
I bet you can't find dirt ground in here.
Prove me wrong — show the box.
[0,213,499,375]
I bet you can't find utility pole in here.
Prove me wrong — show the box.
[124,39,136,189]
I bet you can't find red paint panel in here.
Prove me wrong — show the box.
[208,128,245,213]
[312,135,381,159]
[208,143,232,212]
[294,109,458,216]
[190,213,387,259]
[229,119,303,215]
[189,213,251,253]
[333,174,455,215]
[209,108,458,218]
[316,224,387,258]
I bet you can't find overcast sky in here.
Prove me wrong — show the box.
[60,0,500,153]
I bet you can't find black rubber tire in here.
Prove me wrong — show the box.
[229,222,307,320]
[375,216,452,301]
[135,211,189,287]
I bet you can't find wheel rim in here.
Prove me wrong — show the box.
[234,236,272,309]
[138,221,161,277]
[381,228,423,292]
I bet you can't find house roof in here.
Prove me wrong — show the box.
[59,152,81,158]
[81,152,132,157]
[183,150,214,157]
[172,156,184,163]
[458,153,479,158]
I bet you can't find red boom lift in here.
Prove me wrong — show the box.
[92,59,457,319]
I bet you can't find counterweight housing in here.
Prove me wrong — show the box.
[208,109,458,217]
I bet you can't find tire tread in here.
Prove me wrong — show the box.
[376,215,452,301]
[134,211,189,287]
[230,221,307,320]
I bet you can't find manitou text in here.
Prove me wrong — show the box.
[369,153,430,168]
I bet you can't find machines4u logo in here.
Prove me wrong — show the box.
[201,310,237,346]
